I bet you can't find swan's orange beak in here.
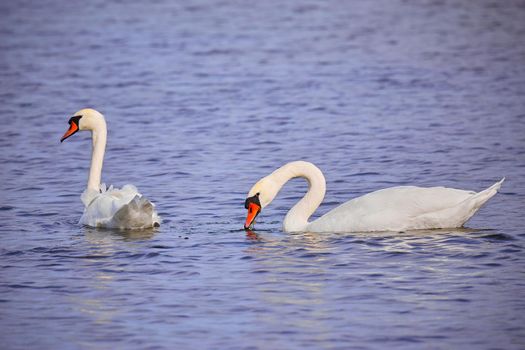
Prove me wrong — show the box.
[60,120,79,142]
[244,202,261,230]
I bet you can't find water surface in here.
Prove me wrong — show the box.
[1,0,525,349]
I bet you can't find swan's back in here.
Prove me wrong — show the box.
[308,180,503,233]
[80,184,160,229]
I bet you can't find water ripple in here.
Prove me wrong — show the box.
[1,0,524,349]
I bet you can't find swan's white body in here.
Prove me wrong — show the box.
[80,184,160,229]
[246,161,503,233]
[62,109,160,229]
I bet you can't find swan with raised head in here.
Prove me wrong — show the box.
[244,161,503,233]
[61,108,160,229]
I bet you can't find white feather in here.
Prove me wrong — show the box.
[80,184,160,229]
[63,109,160,229]
[246,161,503,233]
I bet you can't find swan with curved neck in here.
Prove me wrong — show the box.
[61,108,160,229]
[244,161,503,233]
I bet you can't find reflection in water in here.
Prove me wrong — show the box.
[84,226,158,243]
[245,229,260,241]
[244,229,334,348]
[242,226,512,347]
[69,227,157,327]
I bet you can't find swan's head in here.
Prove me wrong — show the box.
[60,108,105,142]
[244,176,279,229]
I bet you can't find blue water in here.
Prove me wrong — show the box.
[1,0,525,349]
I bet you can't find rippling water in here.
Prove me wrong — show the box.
[1,0,525,349]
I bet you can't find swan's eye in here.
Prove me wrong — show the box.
[244,193,262,209]
[68,115,82,125]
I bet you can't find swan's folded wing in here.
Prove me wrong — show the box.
[79,184,159,229]
[110,195,157,229]
[80,188,100,207]
[310,186,476,232]
[337,186,474,216]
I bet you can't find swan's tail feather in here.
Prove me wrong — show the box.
[415,178,504,229]
[470,178,504,205]
[111,195,160,229]
[455,178,504,226]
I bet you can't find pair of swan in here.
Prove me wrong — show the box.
[62,109,504,232]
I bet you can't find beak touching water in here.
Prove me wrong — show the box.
[244,193,261,230]
[244,202,261,230]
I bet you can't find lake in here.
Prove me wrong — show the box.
[1,0,524,349]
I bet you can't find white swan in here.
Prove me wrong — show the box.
[244,161,503,233]
[61,108,160,229]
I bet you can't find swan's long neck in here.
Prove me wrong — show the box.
[271,161,326,232]
[87,121,107,191]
